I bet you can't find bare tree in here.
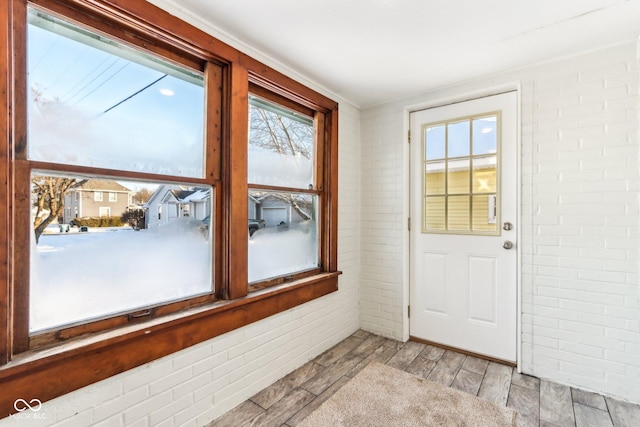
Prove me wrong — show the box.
[132,187,153,204]
[249,107,313,160]
[32,175,78,243]
[271,193,312,221]
[250,104,315,221]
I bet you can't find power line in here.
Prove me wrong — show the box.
[61,54,112,101]
[49,45,90,88]
[73,62,130,106]
[100,74,167,115]
[68,57,122,104]
[29,36,60,74]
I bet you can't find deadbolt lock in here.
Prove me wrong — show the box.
[503,222,513,231]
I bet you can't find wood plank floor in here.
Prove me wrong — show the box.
[208,330,640,427]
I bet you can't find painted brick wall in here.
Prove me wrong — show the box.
[1,107,361,427]
[360,42,640,403]
[360,110,406,339]
[522,44,639,402]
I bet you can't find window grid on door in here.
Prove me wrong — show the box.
[421,111,501,235]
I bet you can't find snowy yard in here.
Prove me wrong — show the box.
[31,220,318,332]
[31,222,211,332]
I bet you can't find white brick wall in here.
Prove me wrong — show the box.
[360,41,640,404]
[525,44,639,402]
[359,110,406,339]
[0,103,360,426]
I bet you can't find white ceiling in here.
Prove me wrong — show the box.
[151,0,640,108]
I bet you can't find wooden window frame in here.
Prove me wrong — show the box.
[246,87,325,290]
[0,0,339,418]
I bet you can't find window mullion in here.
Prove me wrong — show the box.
[10,0,29,355]
[0,0,9,365]
[12,165,31,354]
[225,63,248,299]
[205,63,223,297]
[324,108,339,272]
[314,112,325,192]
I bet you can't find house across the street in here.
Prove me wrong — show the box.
[145,184,211,229]
[63,179,133,224]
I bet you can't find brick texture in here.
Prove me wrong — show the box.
[360,42,639,404]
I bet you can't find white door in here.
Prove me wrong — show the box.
[409,92,517,362]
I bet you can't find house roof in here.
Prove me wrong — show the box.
[146,185,211,206]
[181,189,210,202]
[170,188,210,202]
[69,179,132,192]
[170,190,196,200]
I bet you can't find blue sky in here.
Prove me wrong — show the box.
[425,117,497,161]
[27,10,205,178]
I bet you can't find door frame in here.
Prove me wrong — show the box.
[402,83,523,370]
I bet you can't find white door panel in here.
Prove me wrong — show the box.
[410,92,517,362]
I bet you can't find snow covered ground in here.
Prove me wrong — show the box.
[31,222,212,332]
[30,219,319,332]
[248,221,318,283]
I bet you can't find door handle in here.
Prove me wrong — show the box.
[503,240,514,250]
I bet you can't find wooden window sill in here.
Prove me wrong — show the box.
[0,272,339,418]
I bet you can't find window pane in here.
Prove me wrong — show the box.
[248,191,318,283]
[424,196,445,231]
[447,159,470,194]
[447,195,470,231]
[27,9,205,178]
[448,120,470,157]
[472,195,497,232]
[472,116,497,155]
[248,97,314,189]
[472,156,497,193]
[425,125,445,160]
[30,175,213,332]
[425,162,445,195]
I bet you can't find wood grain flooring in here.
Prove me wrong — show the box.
[208,330,640,427]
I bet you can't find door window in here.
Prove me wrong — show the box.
[422,113,500,234]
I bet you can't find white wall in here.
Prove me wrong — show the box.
[361,41,640,403]
[360,109,407,339]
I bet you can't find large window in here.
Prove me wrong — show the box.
[248,96,320,284]
[0,0,338,416]
[24,7,213,344]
